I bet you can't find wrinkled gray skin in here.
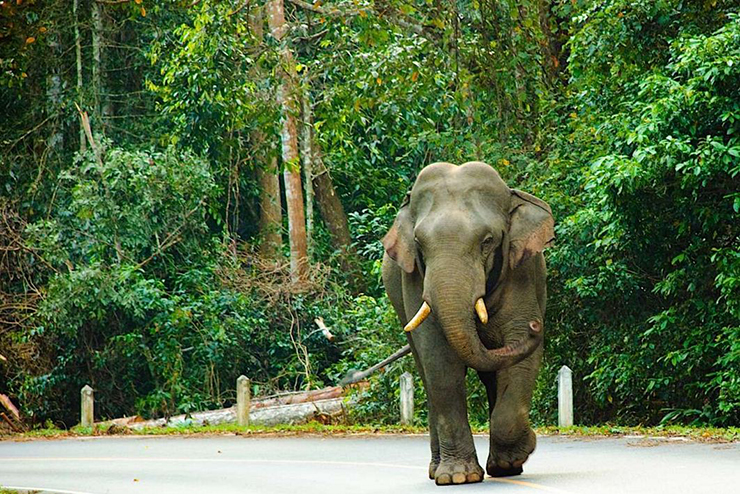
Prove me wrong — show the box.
[381,162,554,486]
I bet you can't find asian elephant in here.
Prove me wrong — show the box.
[381,161,554,485]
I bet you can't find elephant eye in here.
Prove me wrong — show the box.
[481,235,495,253]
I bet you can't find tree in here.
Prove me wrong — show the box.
[302,96,362,288]
[267,0,308,282]
[250,5,283,260]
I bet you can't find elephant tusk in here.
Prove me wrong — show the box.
[475,298,488,324]
[404,302,431,332]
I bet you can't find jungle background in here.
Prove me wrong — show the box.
[0,0,738,429]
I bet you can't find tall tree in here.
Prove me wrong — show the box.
[267,0,308,282]
[73,0,85,153]
[300,94,314,259]
[302,96,362,289]
[91,0,111,131]
[312,155,361,283]
[250,5,283,260]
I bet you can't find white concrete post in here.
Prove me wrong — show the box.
[80,385,94,427]
[399,372,414,425]
[237,375,251,427]
[558,365,573,427]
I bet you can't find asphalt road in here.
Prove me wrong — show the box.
[0,434,738,494]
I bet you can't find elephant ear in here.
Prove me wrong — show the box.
[508,189,555,269]
[382,194,416,273]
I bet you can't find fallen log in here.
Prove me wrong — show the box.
[252,386,344,409]
[122,397,347,430]
[96,343,411,430]
[99,385,362,430]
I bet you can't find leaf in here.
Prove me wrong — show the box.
[141,6,146,17]
[25,36,35,44]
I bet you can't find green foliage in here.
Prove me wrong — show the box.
[2,0,738,429]
[536,6,740,425]
[328,294,419,424]
[148,1,277,155]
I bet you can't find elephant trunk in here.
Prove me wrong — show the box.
[425,260,542,373]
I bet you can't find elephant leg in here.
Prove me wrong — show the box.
[405,335,440,479]
[477,370,497,415]
[487,346,542,477]
[383,255,443,479]
[412,330,483,485]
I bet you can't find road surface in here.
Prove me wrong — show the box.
[0,434,737,494]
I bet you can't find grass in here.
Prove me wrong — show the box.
[4,422,739,443]
[535,424,740,442]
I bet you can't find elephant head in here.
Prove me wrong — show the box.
[382,162,554,372]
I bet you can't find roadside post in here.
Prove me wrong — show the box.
[80,385,94,428]
[558,365,573,427]
[237,375,251,427]
[400,372,414,425]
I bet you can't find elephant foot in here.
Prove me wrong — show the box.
[488,464,524,477]
[428,458,440,480]
[433,457,484,486]
[487,428,536,478]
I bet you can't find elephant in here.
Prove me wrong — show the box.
[381,161,554,486]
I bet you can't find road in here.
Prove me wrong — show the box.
[0,434,737,494]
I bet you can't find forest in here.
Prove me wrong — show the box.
[0,0,738,429]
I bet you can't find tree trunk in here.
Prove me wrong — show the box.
[46,30,63,154]
[257,157,283,259]
[268,0,308,282]
[312,148,364,291]
[250,4,283,260]
[538,0,563,84]
[301,95,314,260]
[74,0,85,153]
[91,1,108,132]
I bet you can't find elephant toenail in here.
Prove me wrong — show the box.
[513,459,525,468]
[467,472,483,483]
[452,473,467,484]
[436,474,452,485]
[529,320,542,333]
[498,460,511,468]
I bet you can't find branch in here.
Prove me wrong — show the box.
[228,0,250,17]
[286,0,360,17]
[135,201,204,269]
[339,344,411,385]
[6,115,53,153]
[286,0,436,41]
[74,103,103,167]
